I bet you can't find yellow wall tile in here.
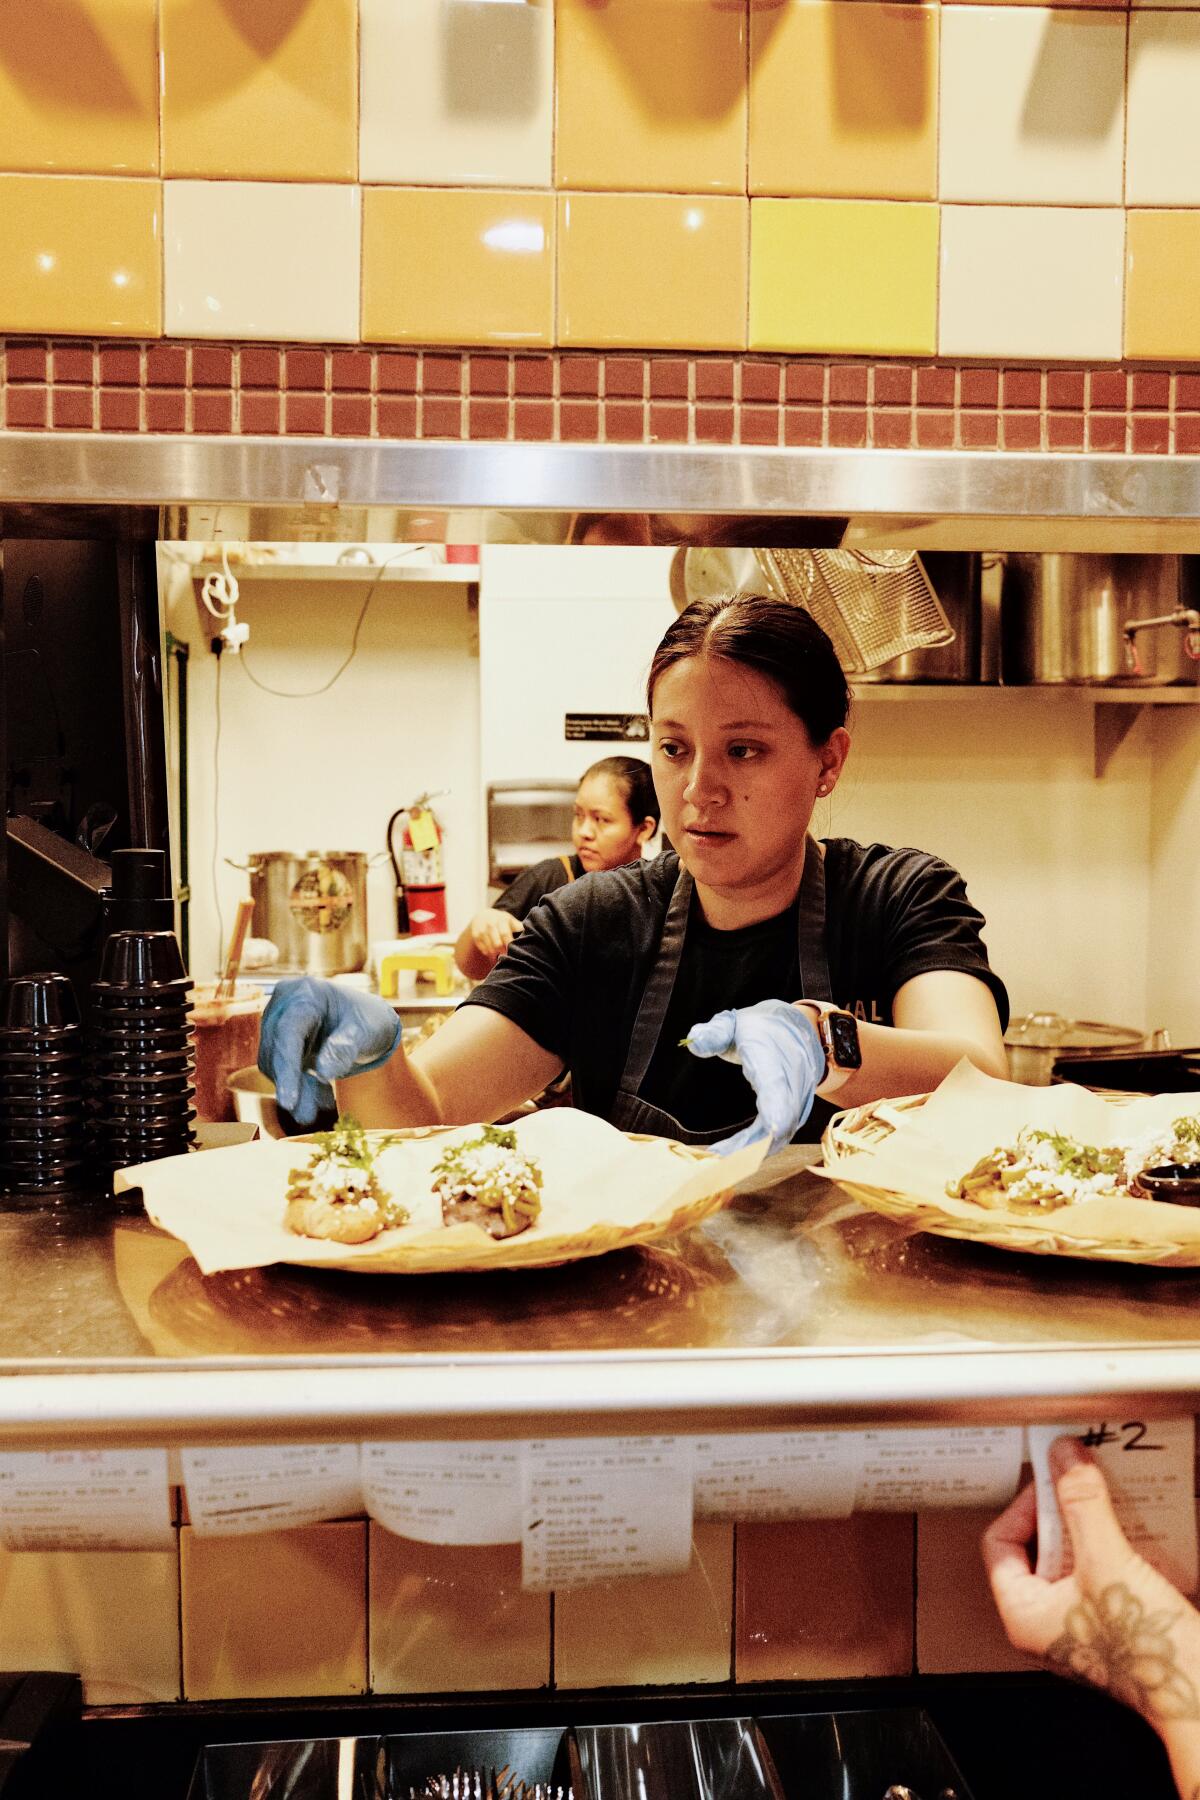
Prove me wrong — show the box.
[161,0,358,182]
[736,1515,914,1681]
[555,0,747,195]
[363,188,554,348]
[916,1507,1039,1675]
[558,193,747,351]
[1126,212,1200,360]
[0,1543,180,1704]
[750,198,937,355]
[0,1,158,175]
[554,1524,732,1688]
[369,1530,550,1694]
[750,3,937,201]
[181,1522,367,1701]
[0,175,161,337]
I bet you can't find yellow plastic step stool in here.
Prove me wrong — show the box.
[379,944,456,998]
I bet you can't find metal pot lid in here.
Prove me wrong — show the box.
[1004,1010,1144,1051]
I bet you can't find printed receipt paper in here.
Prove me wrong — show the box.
[1029,1419,1198,1594]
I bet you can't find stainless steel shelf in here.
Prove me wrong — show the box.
[192,560,479,584]
[850,684,1200,703]
[7,433,1200,548]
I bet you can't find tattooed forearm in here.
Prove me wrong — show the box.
[1046,1584,1200,1723]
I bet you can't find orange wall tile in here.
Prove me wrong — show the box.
[0,1,159,176]
[556,0,747,196]
[369,1531,550,1694]
[558,193,747,351]
[737,1515,915,1682]
[1126,212,1200,361]
[363,189,555,348]
[750,3,938,202]
[0,174,161,337]
[181,1522,367,1701]
[160,0,358,182]
[916,1506,1039,1675]
[554,1524,733,1688]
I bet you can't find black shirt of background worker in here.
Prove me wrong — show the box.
[493,854,585,922]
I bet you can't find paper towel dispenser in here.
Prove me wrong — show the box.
[487,780,577,889]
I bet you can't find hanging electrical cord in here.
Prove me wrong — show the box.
[199,540,249,655]
[211,649,225,970]
[237,546,427,699]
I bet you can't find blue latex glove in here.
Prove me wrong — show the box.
[257,976,402,1127]
[684,998,826,1157]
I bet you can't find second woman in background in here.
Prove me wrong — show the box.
[454,756,659,980]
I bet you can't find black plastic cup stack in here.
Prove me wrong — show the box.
[0,972,90,1200]
[89,930,197,1186]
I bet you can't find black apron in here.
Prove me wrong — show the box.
[608,837,834,1145]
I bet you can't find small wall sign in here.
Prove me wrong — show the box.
[564,712,649,742]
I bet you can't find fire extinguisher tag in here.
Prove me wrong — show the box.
[408,809,439,854]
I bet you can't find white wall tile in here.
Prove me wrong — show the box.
[939,7,1126,205]
[163,181,361,341]
[939,204,1124,360]
[1127,13,1200,206]
[360,0,553,188]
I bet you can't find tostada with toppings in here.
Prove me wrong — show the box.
[284,1115,409,1244]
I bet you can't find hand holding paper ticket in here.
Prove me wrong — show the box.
[984,1438,1200,1800]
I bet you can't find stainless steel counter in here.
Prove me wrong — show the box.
[3,1151,1200,1445]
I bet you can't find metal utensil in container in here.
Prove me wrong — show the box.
[854,553,984,683]
[669,547,958,675]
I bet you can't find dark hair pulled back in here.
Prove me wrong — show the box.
[647,592,851,745]
[581,755,660,827]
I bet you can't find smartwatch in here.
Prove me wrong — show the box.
[802,1001,863,1094]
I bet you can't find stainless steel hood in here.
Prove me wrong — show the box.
[5,431,1200,549]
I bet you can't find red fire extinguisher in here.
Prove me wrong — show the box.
[387,793,448,936]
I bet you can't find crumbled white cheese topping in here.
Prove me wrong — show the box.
[308,1158,376,1207]
[434,1142,535,1209]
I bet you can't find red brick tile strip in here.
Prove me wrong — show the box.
[1,340,1198,454]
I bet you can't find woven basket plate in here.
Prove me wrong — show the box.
[115,1110,764,1276]
[820,1089,1200,1268]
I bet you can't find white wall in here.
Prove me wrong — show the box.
[829,691,1154,1030]
[1147,707,1200,1044]
[163,562,480,981]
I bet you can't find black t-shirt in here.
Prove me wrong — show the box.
[462,840,1009,1144]
[494,854,584,921]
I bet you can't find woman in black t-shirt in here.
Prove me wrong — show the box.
[260,595,1009,1153]
[453,756,659,981]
